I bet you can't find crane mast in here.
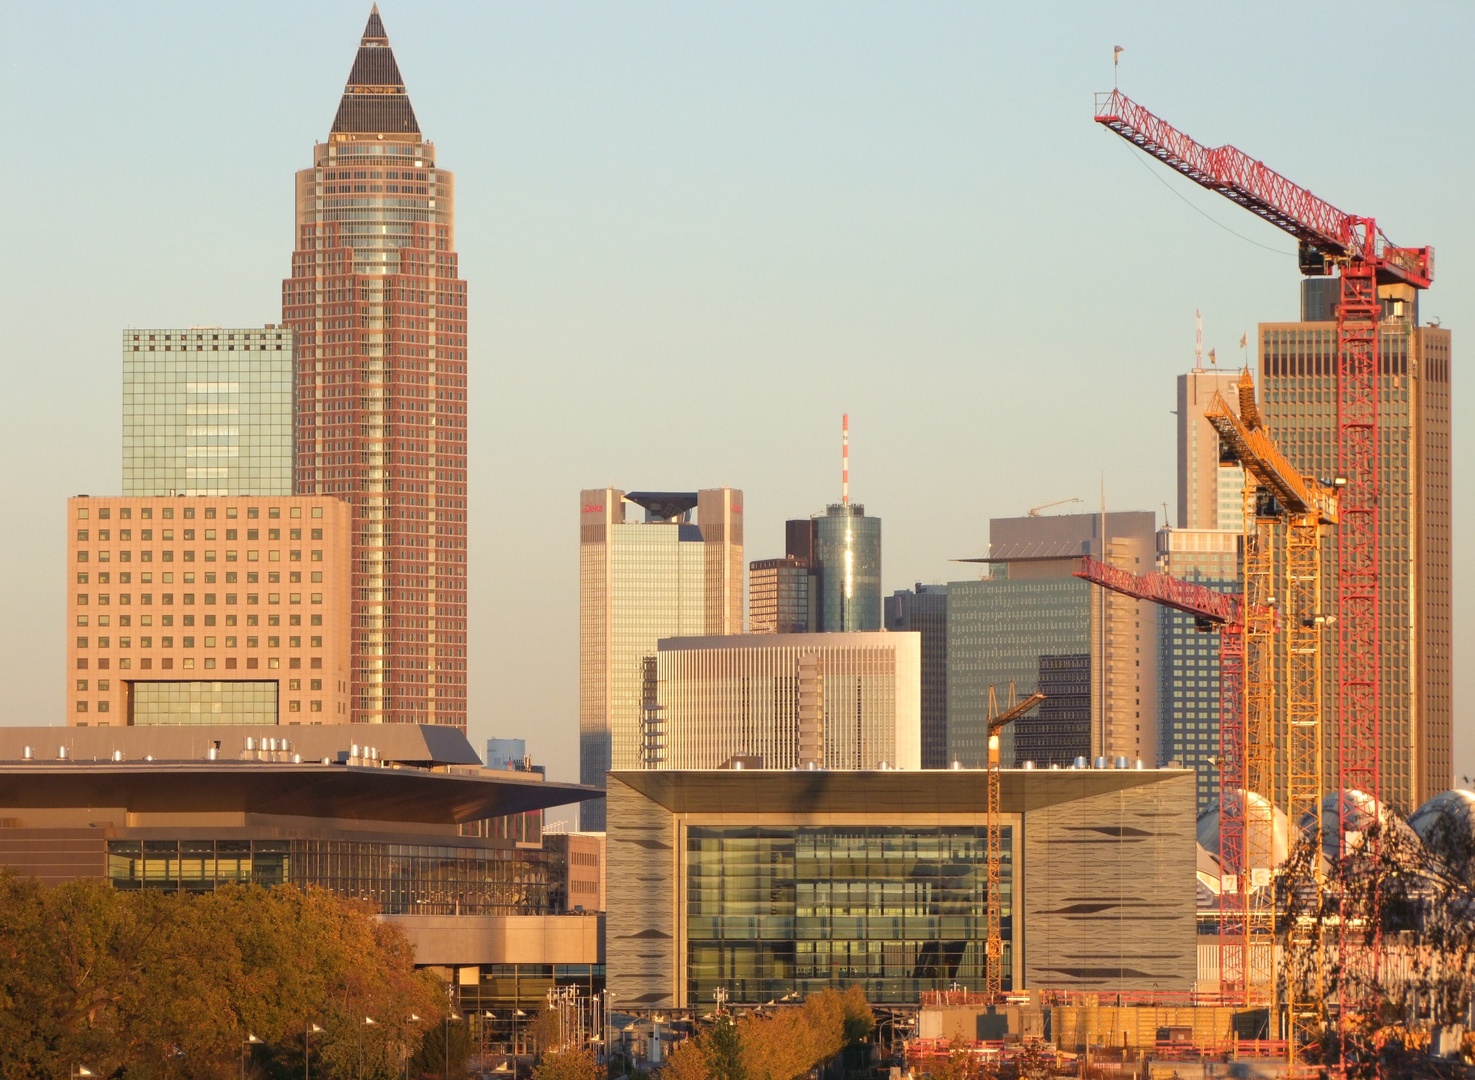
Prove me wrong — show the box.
[1095,89,1418,1076]
[984,684,1045,999]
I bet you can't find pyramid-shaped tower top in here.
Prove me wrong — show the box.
[331,5,420,135]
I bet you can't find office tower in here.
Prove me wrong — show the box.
[282,9,469,728]
[123,328,295,497]
[67,495,352,725]
[1259,282,1452,810]
[486,737,527,770]
[885,584,948,768]
[1156,528,1240,812]
[805,504,882,632]
[578,488,743,828]
[1178,366,1245,531]
[947,512,1158,768]
[749,557,815,634]
[654,632,921,770]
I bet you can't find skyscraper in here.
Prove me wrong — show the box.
[1177,365,1245,532]
[1156,527,1240,812]
[578,488,743,828]
[885,584,948,768]
[123,328,295,497]
[810,504,882,632]
[947,512,1158,768]
[1259,282,1452,811]
[283,8,469,728]
[748,556,815,634]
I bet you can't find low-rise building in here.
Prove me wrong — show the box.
[0,722,604,1035]
[606,765,1196,1007]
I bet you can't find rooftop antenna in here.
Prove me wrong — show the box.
[1195,310,1203,370]
[841,413,850,505]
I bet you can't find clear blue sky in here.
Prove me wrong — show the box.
[1,2,1470,803]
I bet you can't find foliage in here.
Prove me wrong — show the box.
[0,872,445,1079]
[407,1016,474,1079]
[529,1004,565,1057]
[1277,813,1475,1076]
[657,989,875,1080]
[533,1047,604,1080]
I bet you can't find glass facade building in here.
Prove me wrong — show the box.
[106,836,558,915]
[283,9,470,728]
[1156,528,1240,812]
[813,504,882,632]
[123,328,294,497]
[946,572,1090,766]
[885,585,949,769]
[578,488,743,829]
[685,825,1010,1004]
[1260,298,1453,810]
[131,680,279,726]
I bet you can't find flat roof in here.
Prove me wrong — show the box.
[610,767,1190,816]
[0,724,483,768]
[0,762,599,825]
[658,631,914,650]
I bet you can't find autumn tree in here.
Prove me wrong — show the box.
[533,1046,604,1080]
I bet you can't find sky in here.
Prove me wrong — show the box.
[0,2,1471,811]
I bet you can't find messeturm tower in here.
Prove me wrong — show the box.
[284,7,469,727]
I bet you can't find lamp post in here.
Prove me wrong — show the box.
[242,1033,263,1080]
[513,1008,528,1080]
[483,1011,497,1069]
[360,1017,378,1080]
[445,1009,462,1080]
[403,1013,422,1080]
[305,1022,324,1080]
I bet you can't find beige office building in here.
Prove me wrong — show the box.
[655,631,921,771]
[67,495,351,725]
[1260,288,1452,809]
[1177,366,1245,531]
[578,488,743,828]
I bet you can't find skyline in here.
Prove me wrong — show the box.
[0,2,1470,788]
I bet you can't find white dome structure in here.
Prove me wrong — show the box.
[1196,791,1291,867]
[1407,789,1475,857]
[1301,789,1421,863]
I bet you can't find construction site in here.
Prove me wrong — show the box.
[883,91,1464,1080]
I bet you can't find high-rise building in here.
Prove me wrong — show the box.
[282,9,469,728]
[748,556,815,634]
[486,737,527,771]
[67,495,352,725]
[1156,528,1240,812]
[578,488,743,828]
[808,503,882,632]
[1259,282,1452,811]
[1177,365,1245,531]
[947,512,1159,768]
[123,328,295,497]
[654,632,921,770]
[885,584,948,769]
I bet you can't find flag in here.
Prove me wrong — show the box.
[1209,348,1217,364]
[1114,46,1124,66]
[1240,333,1249,349]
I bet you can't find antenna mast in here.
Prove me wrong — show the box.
[1195,309,1204,370]
[842,413,850,505]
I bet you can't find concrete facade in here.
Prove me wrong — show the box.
[67,495,352,725]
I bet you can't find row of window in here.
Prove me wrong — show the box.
[78,656,318,673]
[76,505,325,521]
[80,635,323,649]
[77,592,324,606]
[78,698,324,713]
[80,528,322,542]
[79,572,310,585]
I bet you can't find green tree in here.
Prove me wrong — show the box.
[408,1016,475,1079]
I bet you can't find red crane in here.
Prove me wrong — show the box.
[1094,89,1433,1075]
[1074,555,1253,1000]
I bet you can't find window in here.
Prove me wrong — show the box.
[289,679,301,691]
[310,679,322,691]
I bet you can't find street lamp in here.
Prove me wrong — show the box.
[305,1022,324,1080]
[513,1008,529,1080]
[402,1014,422,1080]
[242,1034,263,1080]
[360,1017,378,1080]
[445,1009,462,1080]
[71,1068,95,1079]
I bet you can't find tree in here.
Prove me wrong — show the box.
[0,873,444,1080]
[408,1017,475,1080]
[533,1047,604,1080]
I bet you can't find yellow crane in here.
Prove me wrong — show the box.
[1027,498,1082,517]
[1206,369,1337,1058]
[985,683,1046,998]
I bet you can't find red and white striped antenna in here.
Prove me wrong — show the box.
[841,413,850,504]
